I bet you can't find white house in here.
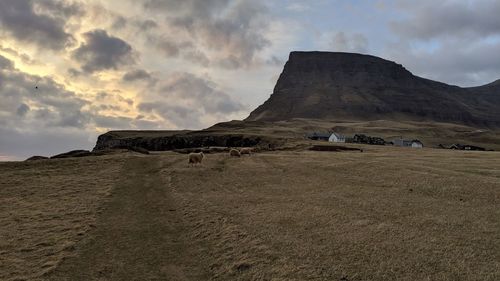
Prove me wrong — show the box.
[329,132,346,143]
[411,140,423,148]
[393,138,423,148]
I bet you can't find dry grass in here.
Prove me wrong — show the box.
[0,155,128,280]
[165,147,500,280]
[1,146,499,280]
[207,119,500,150]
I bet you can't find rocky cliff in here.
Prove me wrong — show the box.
[246,51,500,127]
[92,130,283,151]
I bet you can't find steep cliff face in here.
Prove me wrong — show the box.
[246,51,500,127]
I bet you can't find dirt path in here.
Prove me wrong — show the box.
[48,155,208,280]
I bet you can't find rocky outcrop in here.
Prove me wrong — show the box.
[246,51,500,127]
[25,156,49,161]
[51,150,94,159]
[93,131,281,152]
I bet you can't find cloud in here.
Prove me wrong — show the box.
[157,73,245,114]
[0,0,80,50]
[0,53,144,158]
[122,69,153,82]
[137,72,246,129]
[72,29,135,73]
[330,32,369,53]
[16,103,30,117]
[391,1,500,41]
[0,57,90,130]
[386,39,500,86]
[0,54,14,69]
[143,0,271,69]
[138,19,158,31]
[0,44,40,65]
[0,54,96,158]
[387,0,500,86]
[156,39,193,57]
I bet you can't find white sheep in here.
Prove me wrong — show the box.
[229,148,241,157]
[188,152,204,166]
[240,147,253,156]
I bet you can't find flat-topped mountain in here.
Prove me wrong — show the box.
[246,52,500,127]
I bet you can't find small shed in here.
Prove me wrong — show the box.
[328,132,346,143]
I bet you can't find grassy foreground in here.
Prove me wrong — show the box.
[1,146,499,280]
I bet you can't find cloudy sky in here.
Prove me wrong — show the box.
[1,0,500,160]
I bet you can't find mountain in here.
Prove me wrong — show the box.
[246,51,500,127]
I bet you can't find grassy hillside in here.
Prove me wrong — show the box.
[1,146,499,280]
[208,119,500,150]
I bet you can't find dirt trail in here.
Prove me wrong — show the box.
[48,155,208,280]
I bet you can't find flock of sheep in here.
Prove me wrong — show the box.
[188,147,253,166]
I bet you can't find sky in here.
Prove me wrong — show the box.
[1,0,500,160]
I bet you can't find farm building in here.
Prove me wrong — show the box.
[328,132,346,143]
[306,132,331,141]
[393,139,424,148]
[449,144,486,151]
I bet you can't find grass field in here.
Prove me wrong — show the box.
[1,146,499,280]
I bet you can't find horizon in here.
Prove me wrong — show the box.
[2,0,500,160]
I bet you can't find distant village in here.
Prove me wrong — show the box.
[306,132,490,151]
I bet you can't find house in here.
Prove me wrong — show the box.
[449,144,485,151]
[328,132,346,143]
[411,140,424,148]
[306,132,331,141]
[393,138,423,148]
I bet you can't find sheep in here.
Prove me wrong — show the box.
[229,148,241,157]
[188,152,204,166]
[240,147,253,156]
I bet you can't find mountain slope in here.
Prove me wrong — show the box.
[246,52,500,127]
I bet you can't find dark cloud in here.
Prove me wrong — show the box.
[72,29,135,73]
[138,19,158,31]
[112,15,128,30]
[143,0,271,68]
[0,54,14,69]
[156,40,193,57]
[16,103,30,117]
[67,68,82,77]
[122,69,152,82]
[0,0,80,50]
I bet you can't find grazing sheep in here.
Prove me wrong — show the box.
[229,148,241,157]
[240,147,252,156]
[188,152,204,166]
